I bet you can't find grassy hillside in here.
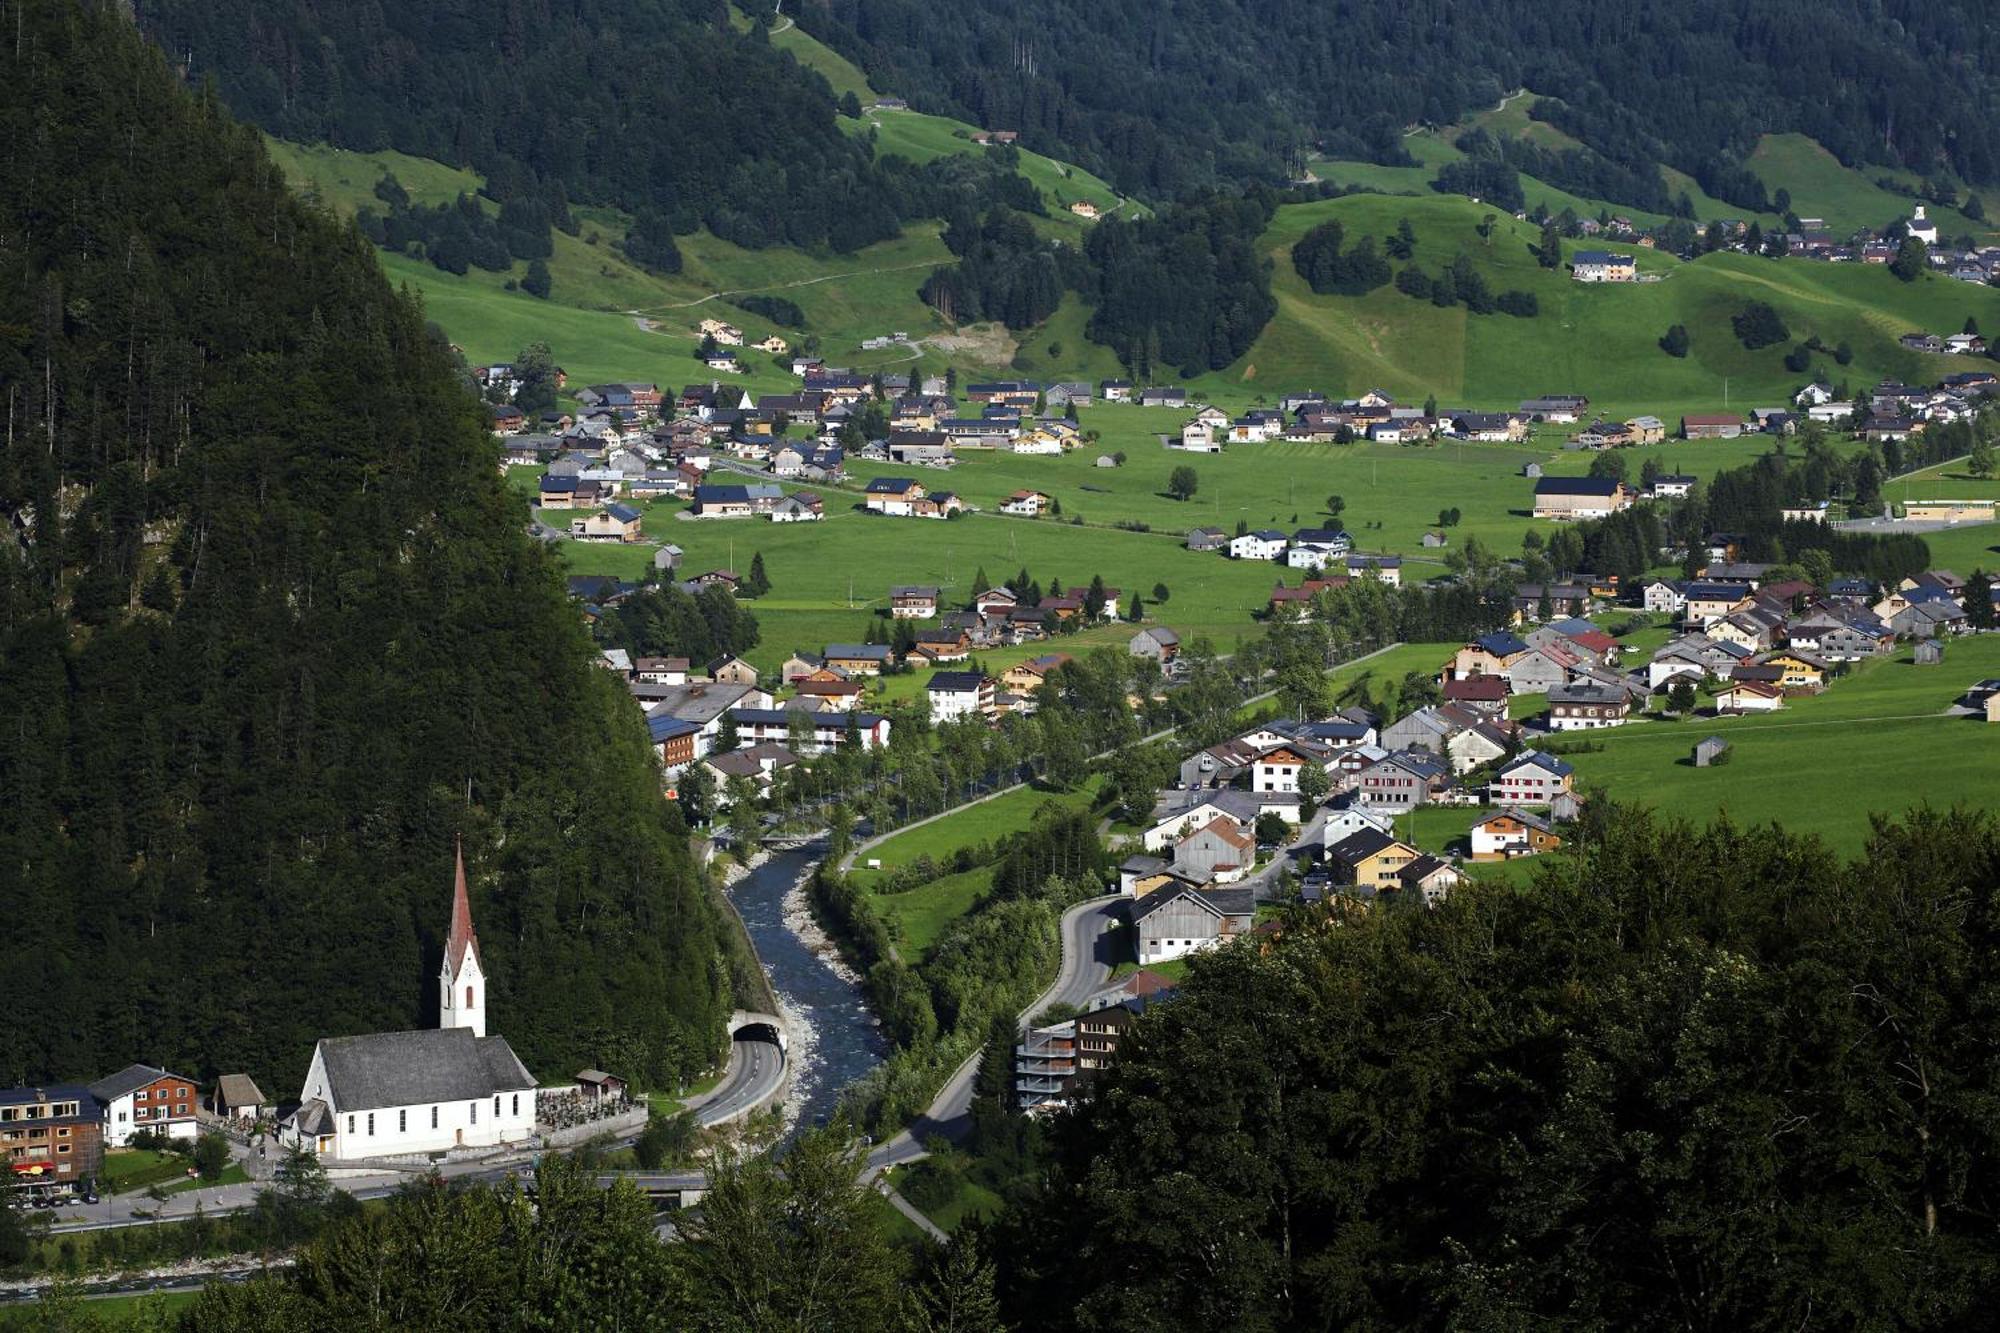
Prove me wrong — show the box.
[1747,134,1991,240]
[1191,192,2000,416]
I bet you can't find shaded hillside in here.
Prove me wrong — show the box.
[0,0,734,1093]
[131,0,905,252]
[802,0,2000,204]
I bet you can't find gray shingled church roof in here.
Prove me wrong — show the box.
[317,1029,535,1112]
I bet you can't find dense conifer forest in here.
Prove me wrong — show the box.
[993,806,2000,1328]
[802,0,2000,202]
[0,0,736,1094]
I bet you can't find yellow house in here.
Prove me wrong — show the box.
[1325,830,1420,891]
[1759,652,1827,689]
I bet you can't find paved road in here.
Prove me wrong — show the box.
[690,1037,786,1127]
[870,895,1123,1168]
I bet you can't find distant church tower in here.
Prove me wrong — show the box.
[439,838,486,1039]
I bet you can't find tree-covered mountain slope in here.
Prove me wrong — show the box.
[802,0,2000,204]
[0,0,736,1094]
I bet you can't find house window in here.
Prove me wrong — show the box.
[367,1113,375,1137]
[57,1144,70,1155]
[470,1102,478,1125]
[431,1106,439,1130]
[348,1116,356,1136]
[398,1109,407,1133]
[56,1128,69,1138]
[136,1091,147,1102]
[175,1103,188,1116]
[494,1096,502,1118]
[511,1095,519,1117]
[466,986,475,1009]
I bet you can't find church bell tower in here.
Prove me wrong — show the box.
[439,837,486,1039]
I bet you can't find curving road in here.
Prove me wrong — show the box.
[691,1037,787,1127]
[868,895,1123,1169]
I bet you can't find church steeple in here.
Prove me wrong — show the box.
[440,836,486,1038]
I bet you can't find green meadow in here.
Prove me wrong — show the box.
[848,780,1102,891]
[1552,637,2000,853]
[1187,192,2000,414]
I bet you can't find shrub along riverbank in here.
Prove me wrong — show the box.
[811,798,1111,1130]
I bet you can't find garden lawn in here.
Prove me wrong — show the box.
[162,1164,249,1195]
[1914,522,2000,576]
[100,1148,188,1195]
[848,779,1102,889]
[1559,636,2000,854]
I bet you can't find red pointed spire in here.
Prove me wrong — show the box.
[446,835,481,976]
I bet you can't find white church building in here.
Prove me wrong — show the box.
[282,842,538,1160]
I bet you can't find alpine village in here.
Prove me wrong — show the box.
[10,0,2000,1327]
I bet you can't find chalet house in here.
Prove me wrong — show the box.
[1000,653,1072,694]
[1684,580,1754,623]
[964,380,1040,409]
[691,484,756,518]
[1533,476,1631,520]
[912,628,973,663]
[92,1064,200,1147]
[1451,412,1525,442]
[1322,828,1420,895]
[792,677,867,712]
[1573,419,1636,449]
[1130,627,1181,663]
[1001,490,1051,516]
[1132,883,1254,965]
[1755,650,1829,690]
[1448,631,1530,680]
[1357,749,1452,811]
[1345,553,1402,587]
[1441,675,1509,714]
[1547,680,1630,730]
[1269,577,1344,619]
[1174,816,1257,882]
[1230,530,1288,561]
[771,494,823,522]
[1470,809,1562,860]
[823,643,895,676]
[1139,387,1188,408]
[1503,644,1578,694]
[1489,750,1575,805]
[1713,680,1785,713]
[1251,743,1327,795]
[1286,528,1353,569]
[926,671,995,723]
[575,503,644,543]
[890,585,940,619]
[1398,855,1465,905]
[973,587,1020,616]
[1174,740,1262,795]
[1627,415,1668,444]
[634,656,692,686]
[1521,395,1590,423]
[1100,379,1134,402]
[1681,413,1745,440]
[864,477,931,517]
[1571,251,1637,282]
[1186,527,1229,552]
[1641,579,1688,613]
